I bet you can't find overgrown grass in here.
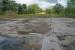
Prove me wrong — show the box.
[0,14,74,19]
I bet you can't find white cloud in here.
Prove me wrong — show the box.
[58,0,67,7]
[15,0,56,8]
[37,1,56,9]
[15,0,38,5]
[15,0,67,9]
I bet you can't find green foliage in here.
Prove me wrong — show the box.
[65,0,75,17]
[2,0,9,12]
[1,0,75,17]
[65,7,75,16]
[27,7,34,14]
[0,0,42,14]
[21,4,27,14]
[46,8,51,14]
[1,0,18,13]
[17,4,22,14]
[28,4,42,14]
[8,1,17,12]
[53,4,64,14]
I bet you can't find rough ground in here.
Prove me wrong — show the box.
[0,18,75,50]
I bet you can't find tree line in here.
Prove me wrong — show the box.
[0,0,75,17]
[0,0,42,14]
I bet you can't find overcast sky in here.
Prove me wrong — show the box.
[15,0,67,9]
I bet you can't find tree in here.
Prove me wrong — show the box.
[27,7,33,14]
[2,0,9,12]
[17,4,27,14]
[21,4,27,14]
[28,4,42,14]
[65,0,75,16]
[68,0,75,7]
[53,4,64,14]
[1,0,17,13]
[8,1,17,12]
[0,1,3,14]
[46,8,51,14]
[17,4,22,14]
